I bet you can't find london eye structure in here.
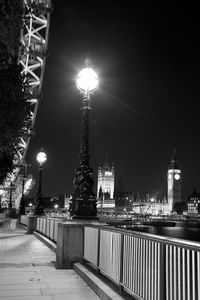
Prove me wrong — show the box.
[2,0,52,208]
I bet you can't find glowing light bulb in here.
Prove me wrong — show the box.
[36,151,47,165]
[76,67,99,94]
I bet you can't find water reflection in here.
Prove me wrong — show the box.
[125,225,200,243]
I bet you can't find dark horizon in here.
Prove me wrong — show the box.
[25,1,200,202]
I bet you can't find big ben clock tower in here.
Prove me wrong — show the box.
[167,149,181,211]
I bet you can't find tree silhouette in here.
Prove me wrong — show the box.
[0,0,31,184]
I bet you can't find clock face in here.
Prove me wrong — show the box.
[174,174,180,180]
[168,174,172,180]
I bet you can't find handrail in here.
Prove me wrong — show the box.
[83,225,200,300]
[83,224,200,251]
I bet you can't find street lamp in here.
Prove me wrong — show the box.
[33,149,47,215]
[71,59,99,218]
[19,163,29,215]
[0,188,4,212]
[9,182,14,209]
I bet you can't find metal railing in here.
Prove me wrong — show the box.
[20,216,200,299]
[20,215,65,243]
[20,215,29,226]
[36,217,64,243]
[83,225,200,300]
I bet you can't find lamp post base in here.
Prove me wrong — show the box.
[71,162,97,219]
[33,192,44,216]
[72,215,99,220]
[71,197,97,218]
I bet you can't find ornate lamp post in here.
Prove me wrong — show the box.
[9,182,13,209]
[33,150,47,215]
[19,163,29,215]
[71,59,99,218]
[0,188,4,212]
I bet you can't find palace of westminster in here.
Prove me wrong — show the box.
[96,151,200,217]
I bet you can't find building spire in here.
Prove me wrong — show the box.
[173,147,176,162]
[169,148,180,170]
[105,152,108,168]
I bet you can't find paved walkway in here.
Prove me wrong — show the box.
[0,225,100,300]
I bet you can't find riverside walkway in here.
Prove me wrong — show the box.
[0,225,100,300]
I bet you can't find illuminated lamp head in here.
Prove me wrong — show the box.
[76,60,99,95]
[36,150,47,166]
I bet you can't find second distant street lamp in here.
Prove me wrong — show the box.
[9,182,13,209]
[71,59,99,218]
[0,188,4,212]
[33,150,47,215]
[19,163,29,215]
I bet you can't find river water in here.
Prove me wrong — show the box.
[124,225,200,243]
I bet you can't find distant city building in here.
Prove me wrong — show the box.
[131,197,171,215]
[187,188,200,216]
[167,149,181,212]
[114,177,126,207]
[97,156,115,209]
[25,194,65,212]
[64,194,72,210]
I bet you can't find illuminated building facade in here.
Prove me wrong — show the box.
[97,159,115,208]
[167,149,181,211]
[187,188,200,216]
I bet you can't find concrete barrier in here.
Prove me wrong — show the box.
[56,222,84,269]
[56,220,103,269]
[26,216,37,234]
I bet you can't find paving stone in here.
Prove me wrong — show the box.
[0,289,42,296]
[41,286,92,295]
[0,283,48,290]
[0,296,51,300]
[52,294,100,300]
[46,280,87,289]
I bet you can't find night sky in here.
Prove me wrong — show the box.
[26,1,200,201]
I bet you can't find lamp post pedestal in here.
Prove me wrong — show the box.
[71,164,97,218]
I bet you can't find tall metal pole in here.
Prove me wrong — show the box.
[71,96,96,218]
[19,163,28,215]
[33,164,44,215]
[38,165,43,196]
[0,187,4,212]
[9,183,13,209]
[80,95,90,166]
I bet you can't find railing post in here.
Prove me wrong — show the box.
[26,215,37,234]
[81,225,85,265]
[97,228,100,273]
[52,219,55,241]
[119,233,124,293]
[45,217,47,236]
[160,243,166,300]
